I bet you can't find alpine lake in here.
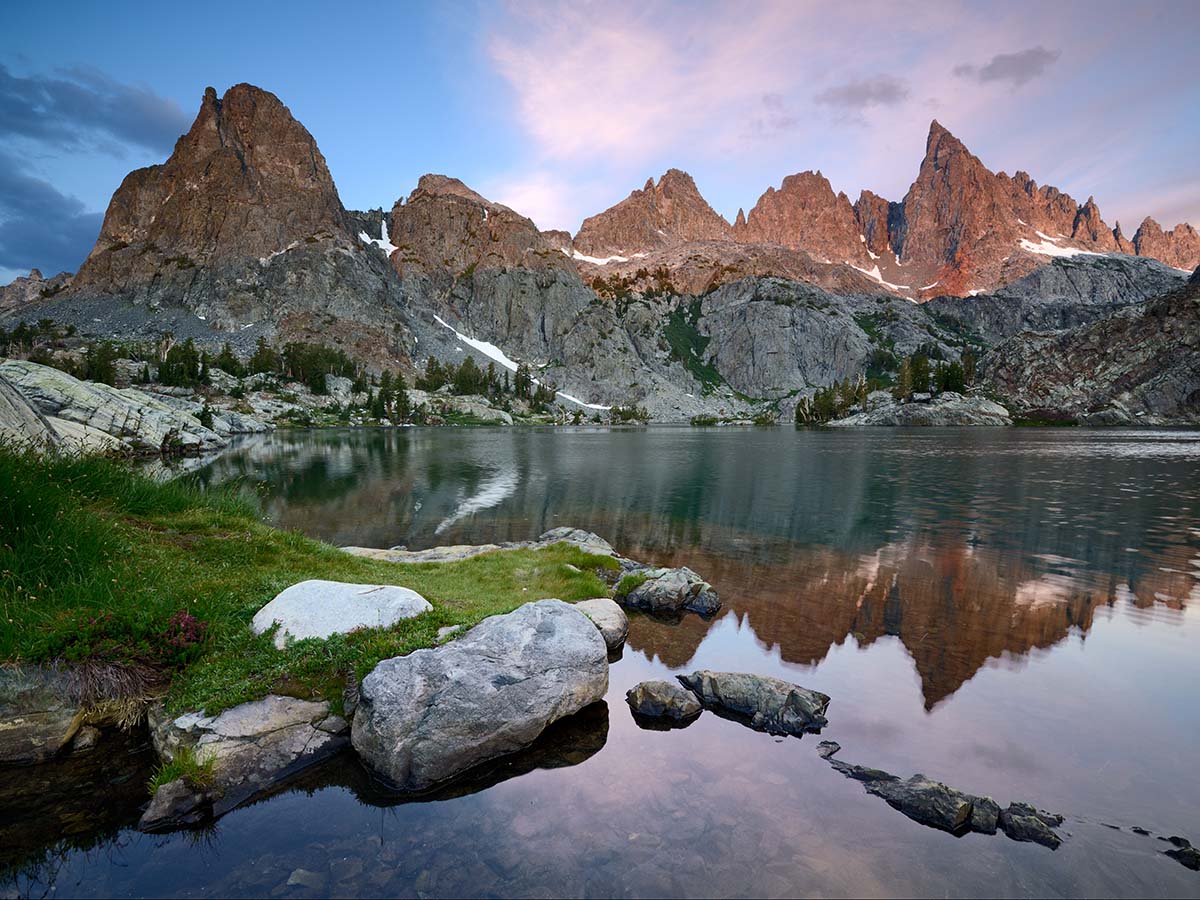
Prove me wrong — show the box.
[4,426,1199,898]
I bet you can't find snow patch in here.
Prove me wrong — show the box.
[565,248,630,265]
[358,219,397,256]
[850,264,912,292]
[1019,237,1102,259]
[430,315,612,410]
[920,280,941,291]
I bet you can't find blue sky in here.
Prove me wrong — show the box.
[2,0,1198,283]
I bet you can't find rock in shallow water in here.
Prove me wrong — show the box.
[351,599,608,792]
[573,597,629,652]
[138,778,210,832]
[998,802,1065,849]
[676,670,829,736]
[626,680,702,721]
[622,567,721,617]
[144,694,349,829]
[251,579,431,649]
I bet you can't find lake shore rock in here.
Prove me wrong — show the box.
[621,567,721,616]
[626,680,703,721]
[0,667,84,765]
[251,579,432,649]
[573,597,629,652]
[142,694,349,830]
[676,670,829,735]
[351,599,607,792]
[829,391,1012,427]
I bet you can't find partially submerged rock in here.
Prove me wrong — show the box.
[998,802,1065,849]
[137,778,211,832]
[251,579,431,649]
[626,680,702,722]
[352,599,608,792]
[1164,836,1200,871]
[676,670,829,736]
[144,694,348,828]
[342,528,620,565]
[573,597,629,652]
[621,567,721,617]
[815,740,841,759]
[825,753,1050,843]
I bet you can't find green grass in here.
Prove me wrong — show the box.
[147,743,215,794]
[0,446,619,715]
[663,301,724,394]
[615,572,648,599]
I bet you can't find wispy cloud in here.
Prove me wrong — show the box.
[953,46,1061,88]
[814,75,910,110]
[0,63,190,156]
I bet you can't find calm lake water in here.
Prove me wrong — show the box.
[5,427,1200,898]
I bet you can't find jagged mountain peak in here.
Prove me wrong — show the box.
[573,168,731,257]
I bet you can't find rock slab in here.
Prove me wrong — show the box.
[0,667,82,765]
[251,579,431,649]
[352,599,608,792]
[143,694,348,829]
[677,670,829,735]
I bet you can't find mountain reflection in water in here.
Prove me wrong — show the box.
[11,426,1192,898]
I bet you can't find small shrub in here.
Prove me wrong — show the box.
[690,414,718,426]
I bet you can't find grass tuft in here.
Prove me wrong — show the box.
[147,744,216,795]
[615,572,648,599]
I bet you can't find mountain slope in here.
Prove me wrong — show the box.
[983,268,1200,423]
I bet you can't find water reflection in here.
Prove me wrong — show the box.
[6,427,1197,898]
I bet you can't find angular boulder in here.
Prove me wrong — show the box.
[677,670,829,735]
[0,374,60,450]
[138,778,211,832]
[251,579,432,649]
[145,694,348,827]
[998,802,1065,849]
[352,599,608,792]
[863,775,977,834]
[621,567,721,616]
[573,597,629,652]
[626,680,702,721]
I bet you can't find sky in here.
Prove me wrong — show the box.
[2,0,1198,284]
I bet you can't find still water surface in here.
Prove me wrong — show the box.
[5,427,1199,898]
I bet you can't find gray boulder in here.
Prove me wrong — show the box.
[251,579,432,649]
[1164,837,1200,871]
[621,567,721,616]
[998,802,1065,849]
[626,680,702,721]
[145,694,348,828]
[573,597,629,652]
[137,778,210,832]
[352,599,608,792]
[676,670,829,735]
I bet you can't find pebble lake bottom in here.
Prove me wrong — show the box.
[4,426,1199,898]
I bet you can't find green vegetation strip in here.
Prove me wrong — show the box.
[0,447,618,716]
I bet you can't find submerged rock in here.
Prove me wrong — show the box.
[621,567,721,617]
[998,802,1065,849]
[1164,837,1200,871]
[352,599,608,792]
[145,694,348,828]
[573,597,629,652]
[676,670,829,736]
[251,579,432,649]
[626,680,703,721]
